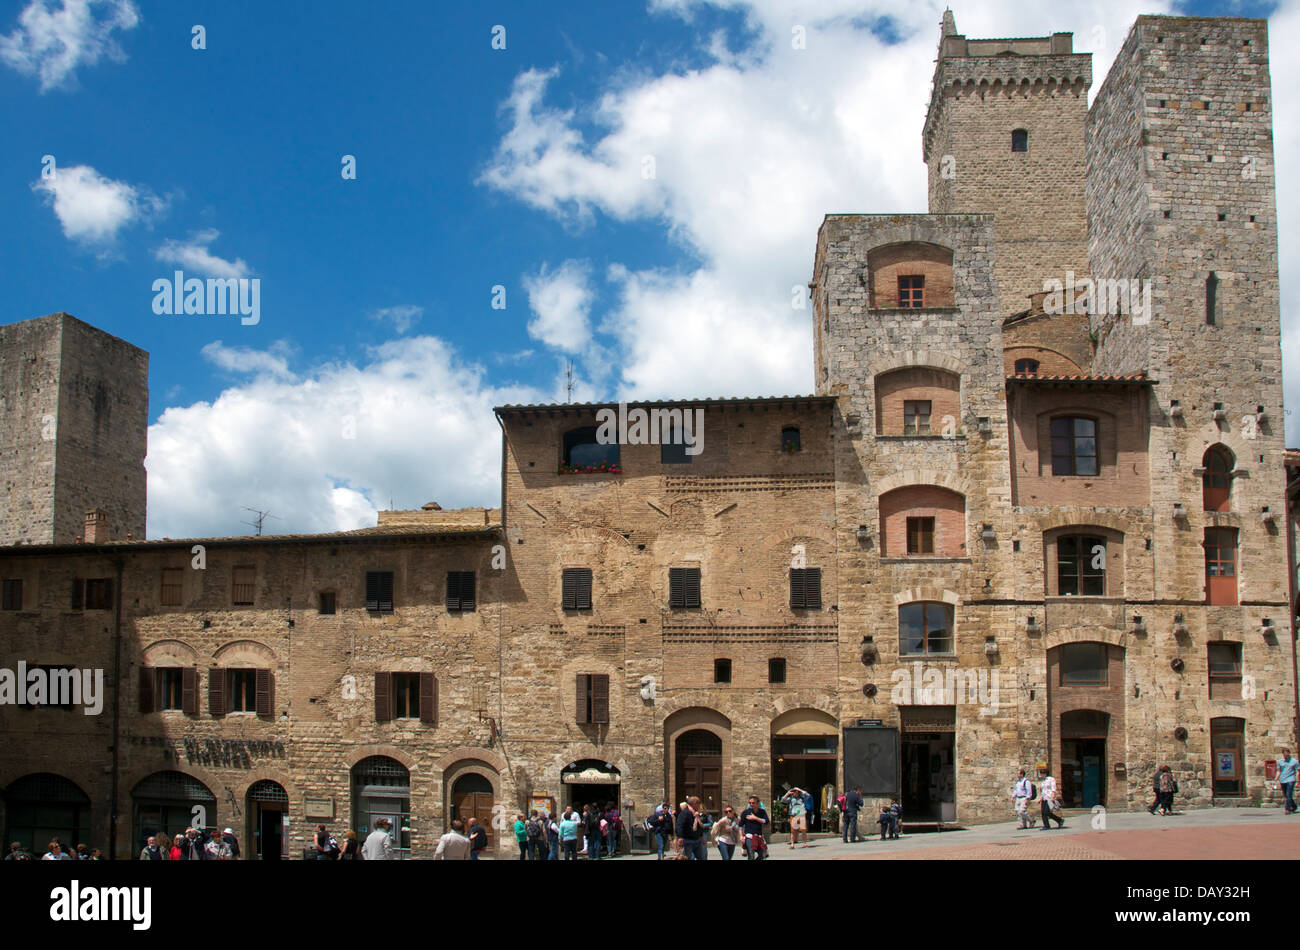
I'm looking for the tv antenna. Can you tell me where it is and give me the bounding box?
[564,360,576,403]
[240,506,279,536]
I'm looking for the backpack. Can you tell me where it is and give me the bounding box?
[1159,772,1174,793]
[1029,782,1038,801]
[585,813,601,835]
[526,819,543,840]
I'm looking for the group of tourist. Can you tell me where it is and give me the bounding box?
[138,827,241,859]
[5,839,101,860]
[513,801,622,860]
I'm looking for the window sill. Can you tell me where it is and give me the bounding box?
[876,434,966,442]
[880,557,971,564]
[898,653,958,661]
[1044,596,1123,604]
[869,306,960,315]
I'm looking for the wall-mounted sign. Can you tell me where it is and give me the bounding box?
[303,798,334,819]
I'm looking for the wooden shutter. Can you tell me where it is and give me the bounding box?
[367,572,393,611]
[208,667,226,717]
[71,579,84,611]
[805,568,822,609]
[575,674,589,724]
[562,570,577,609]
[461,572,475,611]
[419,672,438,724]
[446,573,460,611]
[182,667,198,716]
[669,568,684,608]
[139,667,155,713]
[577,569,592,609]
[685,569,701,608]
[374,672,393,722]
[591,674,609,724]
[790,569,805,609]
[255,669,274,717]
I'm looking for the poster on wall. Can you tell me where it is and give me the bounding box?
[1216,753,1236,778]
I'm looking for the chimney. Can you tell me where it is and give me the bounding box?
[84,508,109,544]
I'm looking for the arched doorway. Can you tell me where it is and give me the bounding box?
[449,772,494,847]
[351,756,410,859]
[245,780,287,860]
[3,773,90,855]
[1060,709,1109,807]
[675,730,722,812]
[132,771,216,853]
[771,708,839,831]
[1203,445,1233,512]
[561,760,620,813]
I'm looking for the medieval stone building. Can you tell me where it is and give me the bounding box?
[0,14,1293,858]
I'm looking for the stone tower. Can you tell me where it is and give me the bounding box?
[0,312,148,544]
[923,11,1092,318]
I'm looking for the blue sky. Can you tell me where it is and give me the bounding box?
[0,0,1293,538]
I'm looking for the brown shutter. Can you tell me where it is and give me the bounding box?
[578,569,592,609]
[71,579,84,611]
[208,667,226,717]
[790,569,804,609]
[575,674,589,724]
[806,568,822,609]
[139,667,155,713]
[366,572,381,610]
[461,572,475,611]
[181,666,198,716]
[562,570,577,610]
[374,672,393,722]
[592,674,609,724]
[255,669,274,717]
[669,568,684,607]
[419,672,437,724]
[445,573,460,611]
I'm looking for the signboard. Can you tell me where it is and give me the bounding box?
[843,726,898,797]
[857,719,883,727]
[303,798,334,819]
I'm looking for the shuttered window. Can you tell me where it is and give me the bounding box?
[419,672,438,725]
[229,669,257,712]
[789,568,822,609]
[208,666,226,716]
[232,566,256,605]
[207,668,273,717]
[365,571,395,612]
[374,672,393,722]
[575,674,609,724]
[255,669,274,717]
[379,672,438,723]
[2,579,22,610]
[562,568,593,610]
[160,568,183,607]
[181,666,198,715]
[669,567,701,608]
[72,578,113,611]
[318,591,336,615]
[446,571,476,611]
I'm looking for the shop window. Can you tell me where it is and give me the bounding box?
[1050,417,1098,476]
[1208,643,1243,700]
[899,602,954,655]
[1059,642,1108,685]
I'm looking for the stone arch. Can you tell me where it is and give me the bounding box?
[664,707,732,812]
[434,746,507,775]
[874,469,974,499]
[213,639,276,666]
[759,526,837,550]
[345,745,417,773]
[1044,626,1128,650]
[141,639,199,665]
[559,525,635,550]
[441,757,503,845]
[238,769,300,804]
[1036,511,1134,534]
[894,587,961,606]
[770,702,838,727]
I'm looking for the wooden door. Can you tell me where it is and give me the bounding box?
[677,757,722,813]
[454,792,495,844]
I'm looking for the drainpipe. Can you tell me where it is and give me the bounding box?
[109,554,124,859]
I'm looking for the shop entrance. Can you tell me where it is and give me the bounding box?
[899,706,956,824]
[562,761,620,814]
[351,756,411,859]
[1060,710,1109,807]
[771,736,838,832]
[246,780,287,860]
[131,771,216,853]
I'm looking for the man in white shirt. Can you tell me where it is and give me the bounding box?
[1039,773,1064,829]
[1012,769,1035,828]
[362,817,395,860]
[433,819,472,860]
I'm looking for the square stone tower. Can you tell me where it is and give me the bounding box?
[0,312,148,544]
[924,11,1092,319]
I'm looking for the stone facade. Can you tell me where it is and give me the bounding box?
[0,13,1294,859]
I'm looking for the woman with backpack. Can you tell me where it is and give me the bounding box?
[1156,764,1178,815]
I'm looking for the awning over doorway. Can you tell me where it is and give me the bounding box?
[561,766,620,785]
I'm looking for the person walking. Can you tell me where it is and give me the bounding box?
[583,804,603,860]
[1012,769,1036,829]
[603,802,621,857]
[675,797,707,860]
[1156,764,1177,815]
[525,810,546,861]
[169,834,184,861]
[433,819,472,860]
[466,817,488,860]
[803,788,816,833]
[222,828,241,860]
[782,787,809,848]
[1278,748,1298,815]
[137,837,167,861]
[204,833,233,860]
[312,824,338,861]
[738,796,769,860]
[711,806,740,860]
[513,814,529,860]
[339,829,362,860]
[559,809,581,860]
[362,818,395,860]
[546,812,560,861]
[1039,773,1065,829]
[649,804,673,860]
[1147,768,1163,815]
[842,786,864,843]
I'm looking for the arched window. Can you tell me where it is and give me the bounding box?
[1012,128,1029,152]
[1014,358,1039,375]
[899,602,954,655]
[1203,445,1233,511]
[562,426,619,470]
[1050,417,1098,476]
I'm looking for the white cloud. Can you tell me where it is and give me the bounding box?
[200,340,295,381]
[32,163,161,247]
[146,336,539,539]
[154,229,251,279]
[0,0,139,91]
[523,259,595,352]
[481,1,1177,402]
[369,305,424,334]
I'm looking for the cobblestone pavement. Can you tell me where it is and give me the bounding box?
[623,806,1300,860]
